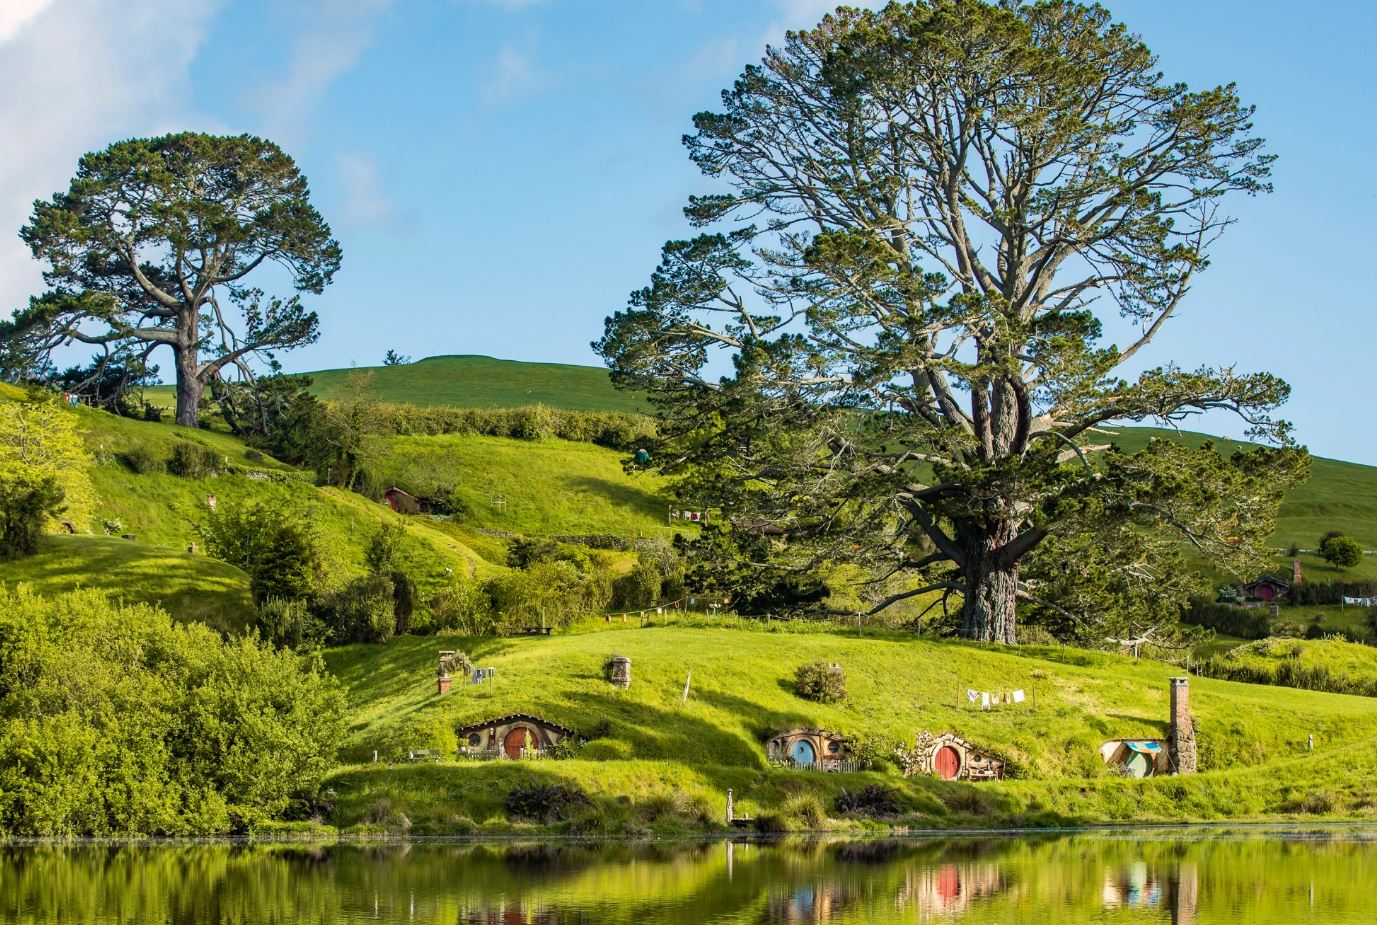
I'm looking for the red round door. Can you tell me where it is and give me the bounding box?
[503,727,531,759]
[934,745,961,780]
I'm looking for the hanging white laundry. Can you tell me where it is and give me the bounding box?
[980,692,991,710]
[1012,689,1026,704]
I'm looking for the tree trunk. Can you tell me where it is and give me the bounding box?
[959,524,1019,644]
[173,344,202,428]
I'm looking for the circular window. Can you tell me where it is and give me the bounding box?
[827,740,841,753]
[467,733,481,747]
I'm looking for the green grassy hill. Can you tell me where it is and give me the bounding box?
[322,620,1377,833]
[149,355,645,414]
[366,433,678,538]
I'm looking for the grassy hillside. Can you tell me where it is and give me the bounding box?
[1204,637,1377,697]
[366,433,681,538]
[147,355,645,414]
[1104,426,1377,581]
[0,535,255,634]
[323,621,1377,833]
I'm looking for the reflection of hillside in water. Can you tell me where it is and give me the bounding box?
[1,834,1374,923]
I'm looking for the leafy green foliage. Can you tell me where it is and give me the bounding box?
[835,784,900,818]
[1321,535,1363,569]
[595,0,1297,643]
[794,660,847,703]
[167,442,221,479]
[503,783,591,823]
[10,132,340,426]
[323,573,396,644]
[0,587,345,835]
[256,597,326,650]
[199,499,319,603]
[0,476,64,560]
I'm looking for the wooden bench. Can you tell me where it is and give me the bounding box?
[406,749,442,762]
[517,626,553,636]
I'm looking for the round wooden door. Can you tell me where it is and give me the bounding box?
[1124,750,1152,778]
[789,739,816,765]
[503,726,531,759]
[934,745,961,780]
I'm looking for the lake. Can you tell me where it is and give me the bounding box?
[1,830,1374,923]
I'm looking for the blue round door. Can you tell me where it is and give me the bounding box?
[789,739,816,764]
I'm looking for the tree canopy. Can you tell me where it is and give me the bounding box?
[596,0,1306,642]
[5,132,340,426]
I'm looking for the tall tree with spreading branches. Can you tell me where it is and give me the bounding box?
[596,0,1306,643]
[6,132,340,427]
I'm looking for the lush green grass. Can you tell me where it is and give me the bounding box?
[0,535,256,634]
[366,433,685,538]
[1204,637,1377,697]
[321,621,1377,833]
[150,355,645,414]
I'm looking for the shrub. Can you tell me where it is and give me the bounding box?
[122,442,164,474]
[1181,598,1271,640]
[1321,535,1363,570]
[244,448,265,463]
[167,442,221,478]
[835,785,901,818]
[611,561,661,611]
[256,597,326,649]
[794,660,847,703]
[0,476,65,560]
[199,501,319,603]
[324,574,397,644]
[504,783,591,824]
[0,587,345,836]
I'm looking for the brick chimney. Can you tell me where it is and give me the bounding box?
[1293,557,1302,584]
[437,676,452,695]
[1169,677,1197,774]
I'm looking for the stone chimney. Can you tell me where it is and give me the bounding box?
[1169,677,1197,774]
[1293,557,1303,584]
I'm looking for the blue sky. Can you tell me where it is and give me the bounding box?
[1,1,1374,462]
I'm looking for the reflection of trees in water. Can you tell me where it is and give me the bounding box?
[1,836,1375,923]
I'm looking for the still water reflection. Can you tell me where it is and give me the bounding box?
[1,830,1374,924]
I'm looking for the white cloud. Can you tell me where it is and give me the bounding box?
[480,44,544,105]
[0,0,57,42]
[247,0,396,144]
[336,153,391,226]
[0,0,221,317]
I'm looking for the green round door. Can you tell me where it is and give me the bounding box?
[1124,750,1152,778]
[789,740,816,764]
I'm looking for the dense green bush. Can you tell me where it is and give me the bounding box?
[1181,598,1272,639]
[355,401,656,449]
[0,476,64,560]
[835,785,900,818]
[794,660,847,703]
[0,587,345,836]
[323,573,396,643]
[256,597,326,649]
[123,442,165,474]
[167,442,221,478]
[199,500,319,603]
[504,783,591,823]
[611,560,661,611]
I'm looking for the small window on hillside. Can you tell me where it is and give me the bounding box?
[468,733,481,747]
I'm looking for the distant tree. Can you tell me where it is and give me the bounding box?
[47,348,159,417]
[1318,531,1344,555]
[597,0,1305,642]
[7,132,341,427]
[1321,535,1363,570]
[383,350,411,366]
